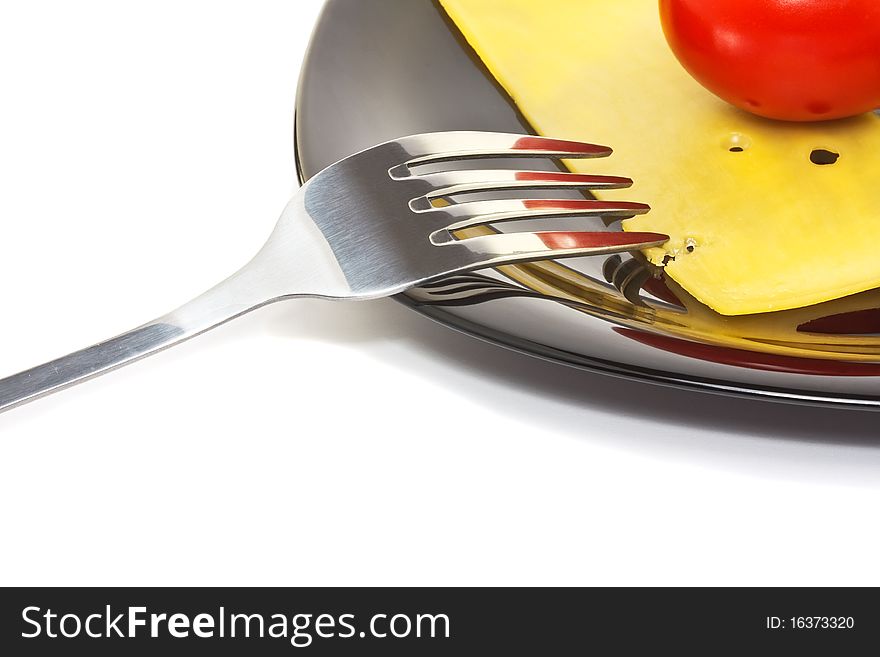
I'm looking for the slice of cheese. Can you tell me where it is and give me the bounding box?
[440,0,880,316]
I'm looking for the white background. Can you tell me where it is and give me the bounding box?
[1,0,879,587]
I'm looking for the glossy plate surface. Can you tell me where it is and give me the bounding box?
[295,0,880,409]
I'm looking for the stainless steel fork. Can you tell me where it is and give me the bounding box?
[0,131,667,412]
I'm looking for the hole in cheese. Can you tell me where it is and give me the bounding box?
[810,149,840,165]
[724,132,751,153]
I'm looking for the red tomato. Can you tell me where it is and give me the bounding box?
[659,0,880,121]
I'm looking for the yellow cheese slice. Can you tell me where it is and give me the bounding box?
[439,0,880,316]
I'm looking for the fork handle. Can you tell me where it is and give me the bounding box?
[0,188,359,413]
[0,322,193,412]
[0,255,282,414]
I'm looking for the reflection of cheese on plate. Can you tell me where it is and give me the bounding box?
[439,0,880,316]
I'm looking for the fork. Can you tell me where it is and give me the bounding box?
[0,131,666,412]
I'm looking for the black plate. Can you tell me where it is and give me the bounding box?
[295,0,880,409]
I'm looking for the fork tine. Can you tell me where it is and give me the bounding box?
[446,230,669,270]
[425,198,650,232]
[413,169,633,198]
[398,132,612,168]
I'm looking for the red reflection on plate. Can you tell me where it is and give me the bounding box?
[641,277,685,309]
[798,308,880,335]
[615,327,880,376]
